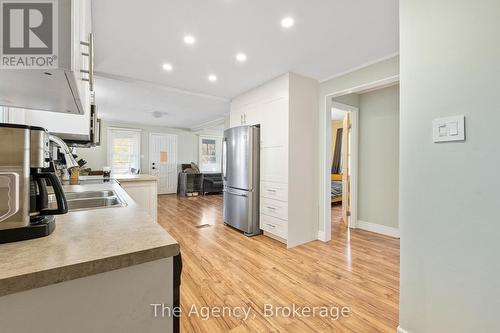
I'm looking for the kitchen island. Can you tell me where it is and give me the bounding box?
[0,180,179,333]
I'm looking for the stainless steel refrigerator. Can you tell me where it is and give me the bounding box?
[222,125,261,236]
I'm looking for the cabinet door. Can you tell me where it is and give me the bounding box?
[230,109,244,127]
[243,104,262,126]
[260,146,288,183]
[120,181,158,222]
[261,97,288,148]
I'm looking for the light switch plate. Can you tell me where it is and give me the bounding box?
[433,115,465,143]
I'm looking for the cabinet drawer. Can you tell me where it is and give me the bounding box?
[260,214,287,239]
[261,181,288,201]
[260,197,288,220]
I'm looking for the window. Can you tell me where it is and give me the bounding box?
[198,135,222,173]
[107,128,141,175]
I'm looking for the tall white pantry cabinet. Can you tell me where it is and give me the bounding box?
[230,73,319,248]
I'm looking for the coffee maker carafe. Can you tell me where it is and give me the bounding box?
[0,124,68,243]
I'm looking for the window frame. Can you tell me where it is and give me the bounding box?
[106,127,142,175]
[198,135,222,173]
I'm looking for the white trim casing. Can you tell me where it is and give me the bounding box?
[319,52,400,83]
[107,127,142,173]
[355,220,400,238]
[397,326,410,333]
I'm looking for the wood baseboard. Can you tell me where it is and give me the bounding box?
[355,220,400,238]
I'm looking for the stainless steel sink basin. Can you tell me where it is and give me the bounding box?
[48,190,127,212]
[65,197,124,210]
[64,190,116,200]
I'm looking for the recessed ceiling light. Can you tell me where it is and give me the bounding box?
[236,53,247,62]
[183,35,196,45]
[281,17,295,28]
[208,74,217,82]
[162,63,173,71]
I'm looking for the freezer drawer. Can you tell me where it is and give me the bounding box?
[223,187,260,236]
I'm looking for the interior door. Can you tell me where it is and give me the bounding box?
[149,134,178,194]
[342,112,351,226]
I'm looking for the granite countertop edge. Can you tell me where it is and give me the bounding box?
[0,244,179,297]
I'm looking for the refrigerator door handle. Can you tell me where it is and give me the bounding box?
[222,137,228,180]
[224,189,248,197]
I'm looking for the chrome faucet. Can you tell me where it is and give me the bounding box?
[49,134,79,169]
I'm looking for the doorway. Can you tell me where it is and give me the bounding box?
[320,76,400,241]
[329,102,358,231]
[149,133,178,194]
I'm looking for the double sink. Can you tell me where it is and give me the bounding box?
[49,190,127,212]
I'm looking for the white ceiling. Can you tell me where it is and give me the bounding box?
[94,75,228,128]
[92,0,399,128]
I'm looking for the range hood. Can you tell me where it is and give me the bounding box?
[0,69,84,114]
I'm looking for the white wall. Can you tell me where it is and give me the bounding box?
[76,120,219,173]
[358,85,399,229]
[399,0,500,332]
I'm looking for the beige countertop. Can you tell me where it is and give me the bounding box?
[114,174,159,182]
[0,181,179,297]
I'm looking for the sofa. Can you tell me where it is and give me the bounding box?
[202,173,223,195]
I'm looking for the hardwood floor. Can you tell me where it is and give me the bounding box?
[158,195,399,333]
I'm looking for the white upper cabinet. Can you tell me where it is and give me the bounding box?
[0,0,93,116]
[242,104,262,126]
[229,103,262,127]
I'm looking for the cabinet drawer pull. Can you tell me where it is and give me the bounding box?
[266,189,277,193]
[266,206,277,210]
[266,223,276,228]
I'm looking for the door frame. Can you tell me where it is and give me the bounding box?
[319,75,400,242]
[149,132,178,194]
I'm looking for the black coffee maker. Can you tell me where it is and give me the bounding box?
[0,124,68,244]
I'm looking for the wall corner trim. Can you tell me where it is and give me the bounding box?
[397,325,410,333]
[317,230,327,242]
[355,220,400,238]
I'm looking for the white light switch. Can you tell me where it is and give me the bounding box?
[433,115,465,142]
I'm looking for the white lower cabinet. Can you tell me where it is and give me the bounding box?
[260,214,288,240]
[119,180,158,223]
